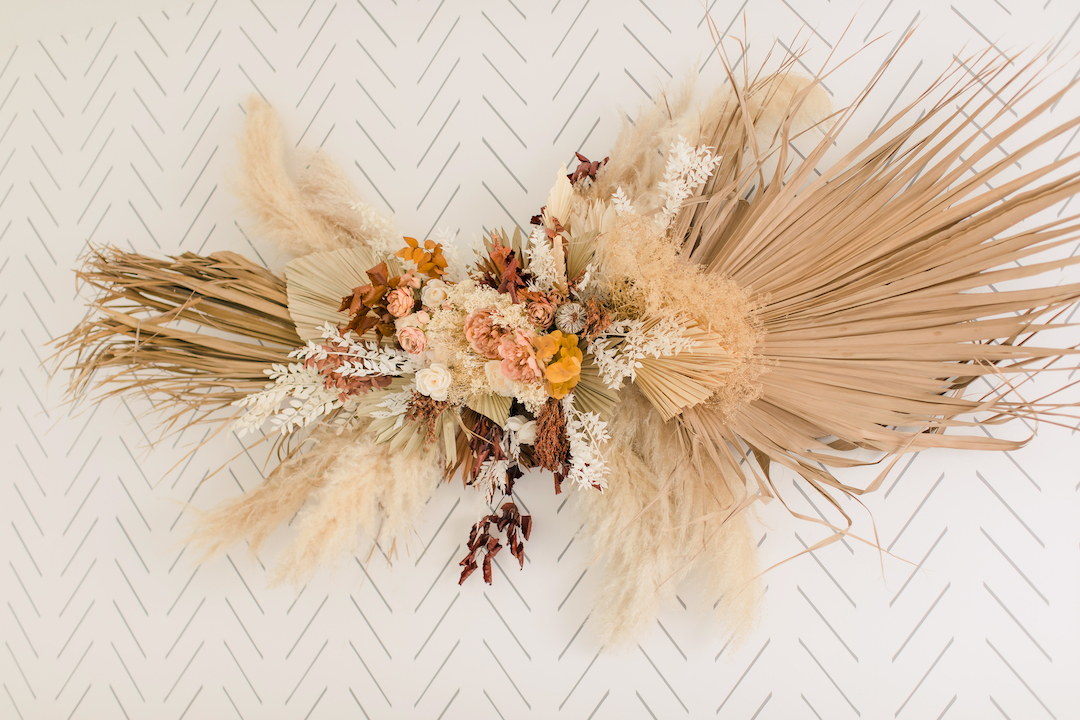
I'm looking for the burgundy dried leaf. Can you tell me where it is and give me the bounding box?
[457,502,533,585]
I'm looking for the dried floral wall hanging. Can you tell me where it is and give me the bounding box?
[58,38,1080,647]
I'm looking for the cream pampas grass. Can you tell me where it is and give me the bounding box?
[576,388,761,648]
[270,434,443,585]
[235,96,398,257]
[189,425,443,583]
[187,428,351,558]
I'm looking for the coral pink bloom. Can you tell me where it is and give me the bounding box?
[498,330,543,382]
[463,307,507,359]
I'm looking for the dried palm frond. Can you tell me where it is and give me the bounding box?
[577,38,1080,642]
[56,247,301,427]
[672,41,1080,526]
[285,246,404,340]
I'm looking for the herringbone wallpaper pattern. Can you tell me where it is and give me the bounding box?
[2,0,1079,717]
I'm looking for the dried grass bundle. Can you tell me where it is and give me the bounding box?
[56,247,301,426]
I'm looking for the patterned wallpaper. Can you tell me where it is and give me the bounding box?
[2,0,1079,717]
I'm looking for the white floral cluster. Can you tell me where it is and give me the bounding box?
[656,136,722,226]
[233,363,343,437]
[574,261,597,295]
[589,317,697,390]
[611,186,635,216]
[563,397,611,490]
[525,226,559,293]
[349,200,400,258]
[234,324,413,436]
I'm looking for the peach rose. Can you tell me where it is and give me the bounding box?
[498,330,543,382]
[463,307,507,359]
[397,326,426,355]
[386,287,414,317]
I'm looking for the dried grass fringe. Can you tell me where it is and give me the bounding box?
[55,247,301,429]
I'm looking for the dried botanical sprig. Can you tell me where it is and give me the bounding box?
[567,152,609,186]
[534,397,571,493]
[405,390,450,445]
[395,236,448,278]
[458,502,533,584]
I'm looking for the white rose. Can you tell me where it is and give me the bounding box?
[421,279,450,308]
[415,363,452,401]
[506,415,537,445]
[485,360,517,397]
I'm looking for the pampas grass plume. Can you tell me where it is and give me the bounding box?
[270,435,442,585]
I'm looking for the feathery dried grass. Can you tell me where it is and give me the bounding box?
[189,424,443,584]
[187,428,351,557]
[56,247,300,428]
[576,387,761,648]
[235,95,397,257]
[270,433,443,584]
[595,214,761,355]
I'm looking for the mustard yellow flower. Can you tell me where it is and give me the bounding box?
[532,330,582,399]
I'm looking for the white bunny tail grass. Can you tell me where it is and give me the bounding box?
[575,388,761,648]
[235,96,398,257]
[270,433,443,586]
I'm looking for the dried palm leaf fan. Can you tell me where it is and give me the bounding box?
[55,26,1080,650]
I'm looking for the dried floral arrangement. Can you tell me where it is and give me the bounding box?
[58,38,1080,647]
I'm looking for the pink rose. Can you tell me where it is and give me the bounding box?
[498,330,543,382]
[386,287,414,317]
[397,326,427,355]
[463,307,508,359]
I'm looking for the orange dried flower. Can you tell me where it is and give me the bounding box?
[395,237,448,278]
